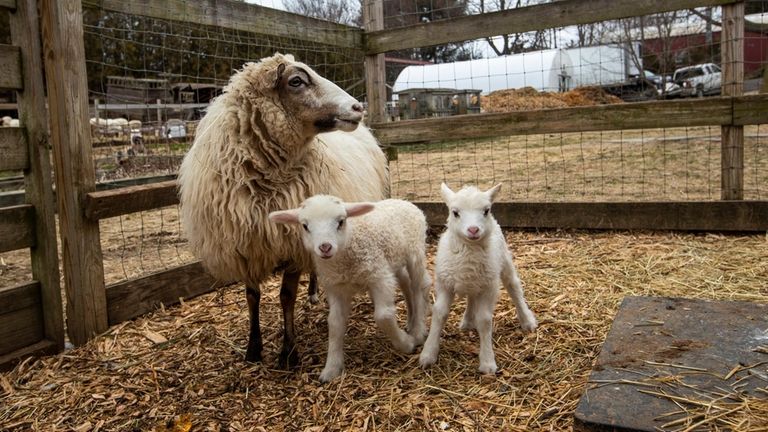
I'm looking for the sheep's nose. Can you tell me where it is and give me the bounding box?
[319,243,333,254]
[351,102,364,113]
[467,226,480,235]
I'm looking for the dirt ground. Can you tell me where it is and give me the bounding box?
[1,230,767,431]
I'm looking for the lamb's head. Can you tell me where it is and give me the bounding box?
[269,195,375,260]
[441,183,502,242]
[234,53,364,140]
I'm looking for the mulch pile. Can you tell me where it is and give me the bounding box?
[482,86,624,113]
[1,230,766,431]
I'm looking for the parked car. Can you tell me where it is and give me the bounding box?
[162,119,187,139]
[665,63,722,98]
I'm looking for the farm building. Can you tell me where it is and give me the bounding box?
[395,87,481,119]
[1,0,767,431]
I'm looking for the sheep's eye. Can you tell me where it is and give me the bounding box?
[483,208,490,217]
[288,76,305,87]
[337,219,345,230]
[452,210,460,218]
[302,223,309,232]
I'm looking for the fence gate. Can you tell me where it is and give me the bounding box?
[0,0,64,368]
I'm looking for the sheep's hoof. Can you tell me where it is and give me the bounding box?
[478,362,498,375]
[244,348,263,363]
[278,348,301,369]
[308,294,320,305]
[319,367,343,383]
[419,350,438,368]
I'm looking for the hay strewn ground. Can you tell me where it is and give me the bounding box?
[2,230,766,431]
[481,86,624,113]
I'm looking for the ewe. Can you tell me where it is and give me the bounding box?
[178,54,389,367]
[420,183,537,374]
[270,195,430,382]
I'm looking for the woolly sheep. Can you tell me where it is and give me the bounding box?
[269,195,431,382]
[178,53,389,368]
[419,183,537,374]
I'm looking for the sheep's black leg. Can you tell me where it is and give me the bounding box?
[245,285,263,362]
[307,272,319,304]
[278,269,301,369]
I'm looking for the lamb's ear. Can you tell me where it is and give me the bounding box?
[269,209,300,225]
[273,63,286,89]
[440,183,454,203]
[486,183,502,202]
[344,203,375,218]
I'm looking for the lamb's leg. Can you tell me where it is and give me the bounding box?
[307,272,319,304]
[320,289,351,383]
[396,267,415,332]
[406,257,430,345]
[501,254,538,333]
[278,269,301,369]
[370,276,416,354]
[245,285,263,362]
[419,281,455,368]
[459,297,476,332]
[474,293,498,374]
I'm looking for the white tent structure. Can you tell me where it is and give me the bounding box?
[392,48,575,96]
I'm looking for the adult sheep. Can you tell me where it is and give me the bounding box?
[178,53,389,368]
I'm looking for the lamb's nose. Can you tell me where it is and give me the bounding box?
[467,226,479,235]
[319,243,333,254]
[351,102,364,113]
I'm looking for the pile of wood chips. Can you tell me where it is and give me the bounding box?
[1,230,766,431]
[481,86,623,113]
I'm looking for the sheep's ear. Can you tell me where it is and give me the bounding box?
[273,63,286,89]
[345,203,375,218]
[484,183,502,202]
[440,183,454,203]
[269,209,300,225]
[284,54,295,62]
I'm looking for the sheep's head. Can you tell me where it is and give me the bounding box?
[441,183,502,243]
[269,195,374,260]
[235,53,364,140]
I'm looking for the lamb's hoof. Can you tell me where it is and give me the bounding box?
[459,318,475,332]
[419,350,437,369]
[308,294,320,305]
[319,367,343,383]
[278,348,300,369]
[478,362,498,375]
[520,314,538,333]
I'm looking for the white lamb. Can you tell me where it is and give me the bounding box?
[419,183,538,374]
[179,53,389,367]
[270,195,430,382]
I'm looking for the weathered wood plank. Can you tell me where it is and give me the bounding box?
[721,3,745,200]
[0,0,17,11]
[0,339,58,371]
[366,0,735,54]
[0,44,23,90]
[12,0,65,351]
[81,0,362,49]
[363,0,387,124]
[41,0,108,345]
[416,201,768,232]
[733,95,768,125]
[84,180,178,220]
[0,302,44,355]
[0,281,40,316]
[106,261,226,325]
[0,204,34,253]
[0,127,29,171]
[373,97,740,145]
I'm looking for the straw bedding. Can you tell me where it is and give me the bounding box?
[1,230,766,431]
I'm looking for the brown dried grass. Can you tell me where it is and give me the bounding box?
[481,86,623,113]
[2,230,766,431]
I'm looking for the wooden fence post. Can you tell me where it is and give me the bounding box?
[9,0,64,351]
[40,0,108,344]
[363,0,387,124]
[721,2,744,200]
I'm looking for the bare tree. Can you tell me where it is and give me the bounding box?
[472,0,556,55]
[283,0,361,25]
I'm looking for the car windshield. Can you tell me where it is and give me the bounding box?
[674,68,704,81]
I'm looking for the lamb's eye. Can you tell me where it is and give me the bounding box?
[337,219,345,230]
[288,76,305,87]
[452,210,460,218]
[302,223,309,232]
[483,208,490,217]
